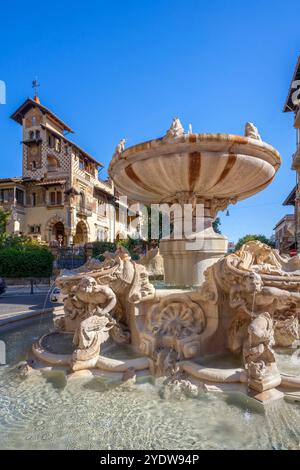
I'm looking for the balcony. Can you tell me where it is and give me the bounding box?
[292,148,300,170]
[76,205,93,217]
[22,136,43,146]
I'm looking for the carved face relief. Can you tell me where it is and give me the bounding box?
[78,276,98,294]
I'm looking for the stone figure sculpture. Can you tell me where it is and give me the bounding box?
[32,239,300,402]
[245,122,262,141]
[55,248,155,371]
[199,240,300,393]
[165,117,184,138]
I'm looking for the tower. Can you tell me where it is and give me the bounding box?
[11,83,74,180]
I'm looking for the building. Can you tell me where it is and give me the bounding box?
[273,213,295,254]
[282,55,300,251]
[0,93,134,246]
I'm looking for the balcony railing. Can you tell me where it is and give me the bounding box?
[22,137,43,145]
[76,205,93,217]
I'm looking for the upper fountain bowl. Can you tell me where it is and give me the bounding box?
[108,122,281,205]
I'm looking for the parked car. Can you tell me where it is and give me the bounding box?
[50,287,61,303]
[0,278,6,296]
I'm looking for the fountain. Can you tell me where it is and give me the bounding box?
[108,119,280,285]
[26,120,300,406]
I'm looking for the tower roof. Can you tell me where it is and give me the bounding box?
[10,97,74,133]
[283,185,296,206]
[283,55,300,113]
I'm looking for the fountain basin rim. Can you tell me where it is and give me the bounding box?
[109,132,281,175]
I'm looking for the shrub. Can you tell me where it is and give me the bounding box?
[92,237,147,262]
[0,245,53,278]
[92,241,117,260]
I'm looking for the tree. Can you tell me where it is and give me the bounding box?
[235,234,275,252]
[0,207,10,234]
[212,217,221,234]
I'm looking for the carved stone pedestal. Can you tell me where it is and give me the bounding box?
[249,388,284,404]
[248,370,282,393]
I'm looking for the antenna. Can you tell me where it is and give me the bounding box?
[32,77,40,98]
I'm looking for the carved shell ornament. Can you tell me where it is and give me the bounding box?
[146,297,206,339]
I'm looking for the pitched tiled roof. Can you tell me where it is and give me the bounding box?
[11,98,74,133]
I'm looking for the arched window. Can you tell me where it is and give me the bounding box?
[47,155,60,172]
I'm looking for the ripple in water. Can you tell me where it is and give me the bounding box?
[1,319,300,449]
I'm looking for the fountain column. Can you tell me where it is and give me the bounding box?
[159,197,229,286]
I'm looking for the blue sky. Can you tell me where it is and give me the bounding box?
[0,0,299,242]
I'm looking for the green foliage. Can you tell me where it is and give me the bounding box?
[0,233,40,249]
[141,206,164,246]
[92,241,117,260]
[0,207,11,234]
[212,217,221,234]
[235,234,275,252]
[0,245,53,278]
[92,237,146,262]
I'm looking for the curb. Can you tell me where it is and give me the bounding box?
[0,307,55,329]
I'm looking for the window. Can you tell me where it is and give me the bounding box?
[32,117,36,126]
[29,225,40,234]
[36,130,40,140]
[0,189,14,203]
[79,191,85,208]
[32,193,36,206]
[79,159,85,170]
[29,131,34,140]
[54,138,61,152]
[32,161,36,169]
[47,155,59,172]
[50,192,56,205]
[49,191,63,205]
[16,189,24,205]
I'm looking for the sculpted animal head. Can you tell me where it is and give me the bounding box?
[244,272,263,294]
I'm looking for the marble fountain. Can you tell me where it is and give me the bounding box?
[3,119,300,449]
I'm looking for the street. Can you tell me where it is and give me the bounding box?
[0,286,57,317]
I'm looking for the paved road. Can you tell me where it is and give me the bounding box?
[0,290,57,317]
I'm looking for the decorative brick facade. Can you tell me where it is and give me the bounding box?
[0,95,131,246]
